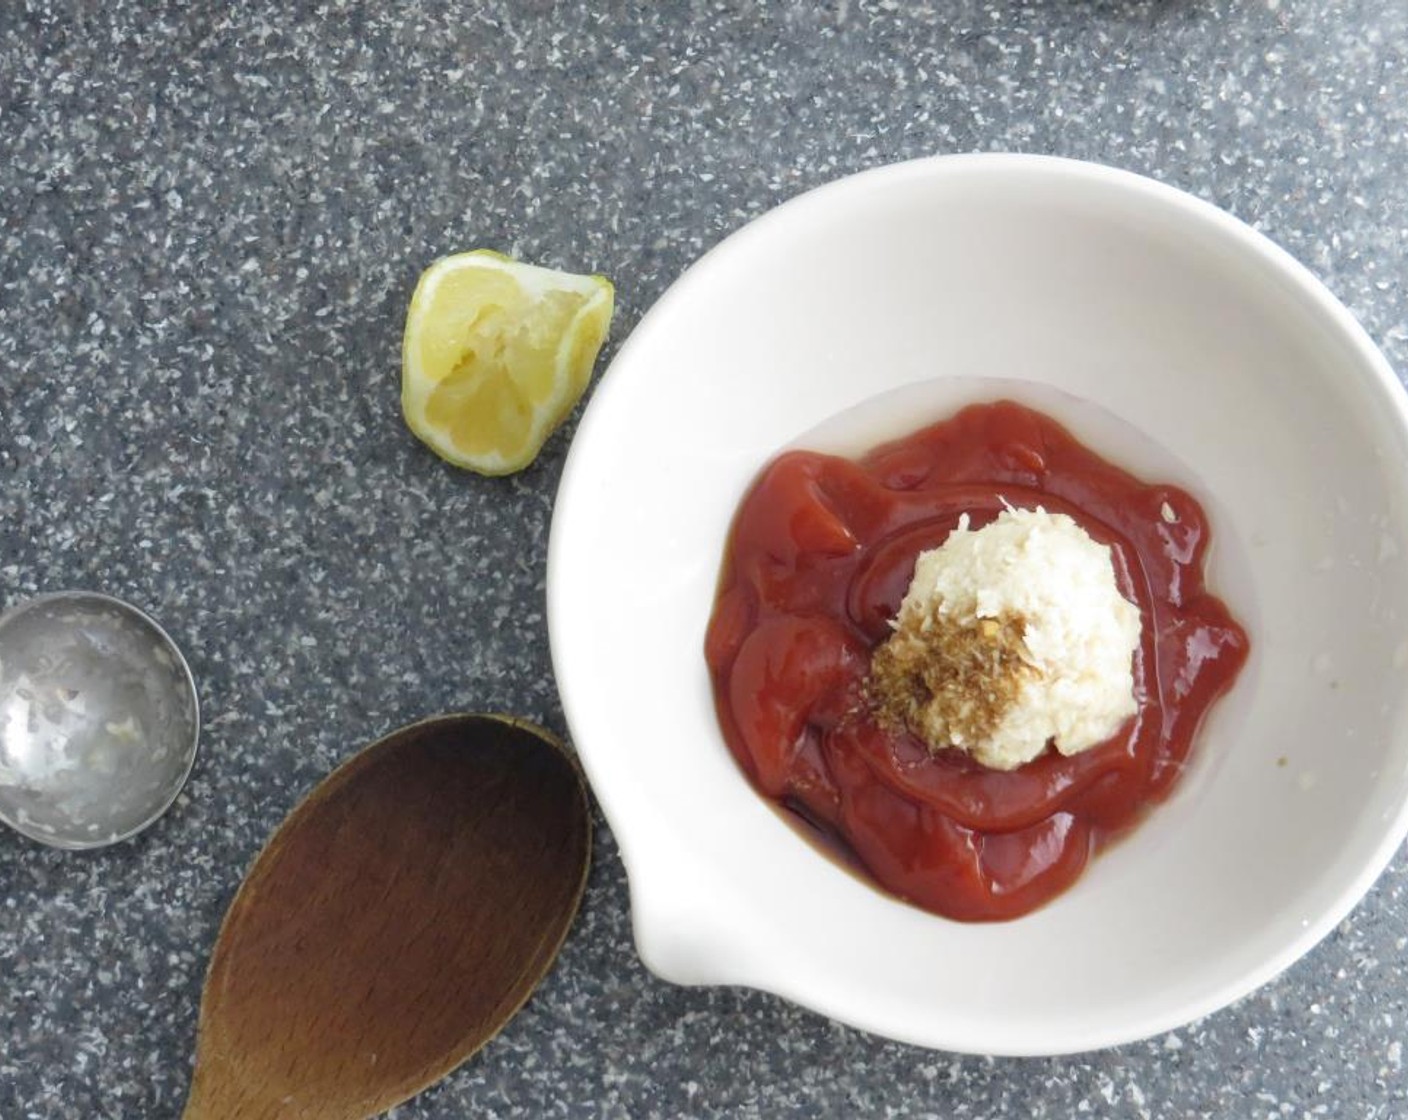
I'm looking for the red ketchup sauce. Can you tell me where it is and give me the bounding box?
[704,400,1249,921]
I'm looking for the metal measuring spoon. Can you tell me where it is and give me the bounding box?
[0,592,200,849]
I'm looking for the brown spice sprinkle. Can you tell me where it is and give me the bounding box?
[869,607,1034,752]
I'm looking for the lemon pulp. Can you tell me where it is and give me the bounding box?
[402,250,614,475]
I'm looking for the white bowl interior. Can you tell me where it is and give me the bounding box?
[549,156,1408,1054]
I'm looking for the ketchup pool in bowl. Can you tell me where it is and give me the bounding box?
[548,155,1408,1055]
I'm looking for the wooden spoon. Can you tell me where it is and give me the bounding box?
[182,713,592,1120]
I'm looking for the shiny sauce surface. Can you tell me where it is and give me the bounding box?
[704,400,1249,921]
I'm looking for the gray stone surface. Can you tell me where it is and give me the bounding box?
[2,0,1406,1116]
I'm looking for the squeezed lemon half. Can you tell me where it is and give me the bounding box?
[401,250,614,475]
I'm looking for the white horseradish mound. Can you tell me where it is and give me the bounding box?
[869,506,1142,771]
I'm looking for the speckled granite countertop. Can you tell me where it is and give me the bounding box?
[2,1,1406,1116]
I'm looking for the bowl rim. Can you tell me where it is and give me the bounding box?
[548,152,1408,1054]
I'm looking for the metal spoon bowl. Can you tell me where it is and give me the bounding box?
[0,591,200,849]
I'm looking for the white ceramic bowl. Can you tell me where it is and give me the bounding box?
[547,154,1408,1055]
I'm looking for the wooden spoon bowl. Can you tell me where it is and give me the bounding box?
[183,713,592,1120]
